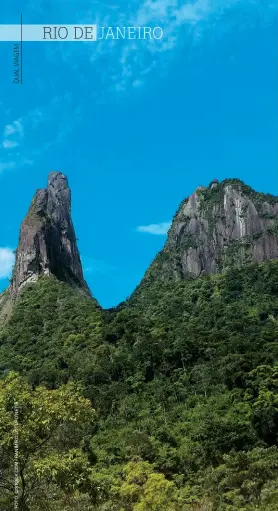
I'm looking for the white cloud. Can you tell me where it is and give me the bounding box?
[4,120,23,138]
[0,161,16,174]
[0,155,33,175]
[82,257,116,275]
[41,0,260,99]
[2,118,24,154]
[137,221,171,235]
[0,248,15,279]
[2,140,19,149]
[1,0,276,173]
[0,94,75,174]
[77,0,272,96]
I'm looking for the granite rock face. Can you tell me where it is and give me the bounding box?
[10,172,90,298]
[143,179,278,284]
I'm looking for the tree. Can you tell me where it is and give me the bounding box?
[206,447,278,510]
[118,461,182,511]
[0,372,95,510]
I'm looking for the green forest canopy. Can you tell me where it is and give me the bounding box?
[1,259,278,509]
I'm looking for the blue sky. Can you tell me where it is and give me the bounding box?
[0,0,277,307]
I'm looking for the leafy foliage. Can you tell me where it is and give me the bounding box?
[0,259,278,509]
[0,372,95,510]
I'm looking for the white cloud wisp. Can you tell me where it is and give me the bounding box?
[137,221,171,235]
[0,248,15,279]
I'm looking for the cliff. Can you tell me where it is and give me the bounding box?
[9,172,90,298]
[6,175,278,302]
[137,179,278,288]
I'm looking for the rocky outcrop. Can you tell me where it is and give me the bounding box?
[141,179,278,284]
[9,172,90,298]
[7,175,278,302]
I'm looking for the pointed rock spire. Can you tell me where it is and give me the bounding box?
[10,172,90,297]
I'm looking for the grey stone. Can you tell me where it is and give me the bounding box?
[143,179,278,284]
[9,172,90,298]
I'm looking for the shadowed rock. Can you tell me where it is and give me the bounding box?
[138,179,278,287]
[9,172,90,298]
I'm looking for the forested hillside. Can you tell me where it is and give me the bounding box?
[1,177,278,510]
[1,261,278,510]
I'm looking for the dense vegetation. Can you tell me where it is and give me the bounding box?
[1,259,278,509]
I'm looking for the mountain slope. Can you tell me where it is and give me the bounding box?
[1,176,278,510]
[2,258,278,509]
[0,276,102,384]
[134,179,278,301]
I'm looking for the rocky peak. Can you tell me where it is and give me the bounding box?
[141,179,278,285]
[10,172,90,298]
